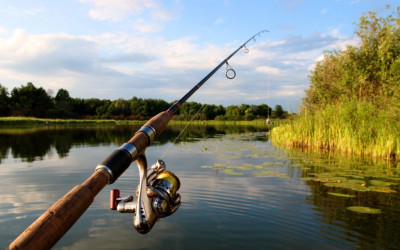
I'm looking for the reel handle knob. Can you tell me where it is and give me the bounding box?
[110,189,120,210]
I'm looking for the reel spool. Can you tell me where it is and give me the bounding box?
[110,156,181,234]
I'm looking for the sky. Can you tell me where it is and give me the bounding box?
[0,0,397,111]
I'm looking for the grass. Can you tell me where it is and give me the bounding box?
[0,116,281,127]
[0,116,118,125]
[271,99,400,161]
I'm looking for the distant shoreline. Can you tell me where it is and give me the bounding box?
[0,116,279,127]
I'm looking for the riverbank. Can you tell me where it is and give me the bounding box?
[0,116,281,127]
[271,100,400,161]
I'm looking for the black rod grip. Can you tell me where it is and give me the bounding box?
[97,149,133,183]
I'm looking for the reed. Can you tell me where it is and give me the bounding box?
[271,100,400,160]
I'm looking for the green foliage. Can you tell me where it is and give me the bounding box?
[0,84,10,116]
[305,7,400,112]
[10,82,54,117]
[274,7,400,160]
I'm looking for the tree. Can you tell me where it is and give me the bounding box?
[54,88,73,117]
[244,107,255,120]
[238,104,251,116]
[226,105,240,120]
[273,105,284,118]
[252,104,272,117]
[0,84,10,116]
[55,89,72,110]
[10,82,53,117]
[305,7,400,112]
[107,98,131,117]
[201,104,225,120]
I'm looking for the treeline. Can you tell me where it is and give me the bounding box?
[0,82,288,120]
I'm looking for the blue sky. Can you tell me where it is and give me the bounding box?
[0,1,397,111]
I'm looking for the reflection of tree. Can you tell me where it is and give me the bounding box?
[8,132,53,162]
[0,125,268,163]
[0,138,9,164]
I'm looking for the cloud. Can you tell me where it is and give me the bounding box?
[0,26,356,110]
[0,26,6,35]
[273,32,339,53]
[132,19,164,33]
[255,66,280,75]
[6,6,44,17]
[79,0,156,21]
[79,0,176,26]
[214,18,223,25]
[321,8,328,14]
[0,29,99,75]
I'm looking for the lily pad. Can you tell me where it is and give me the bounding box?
[253,171,289,178]
[219,168,243,176]
[327,192,355,198]
[347,206,381,214]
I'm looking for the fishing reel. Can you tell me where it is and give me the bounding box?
[110,155,181,234]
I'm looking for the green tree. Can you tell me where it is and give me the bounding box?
[10,82,53,117]
[180,102,202,119]
[305,7,400,112]
[238,104,251,116]
[226,105,240,120]
[107,98,131,117]
[0,84,10,116]
[55,89,72,111]
[244,107,255,120]
[273,104,284,118]
[84,98,107,116]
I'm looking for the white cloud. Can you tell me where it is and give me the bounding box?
[255,66,280,75]
[321,8,328,14]
[80,0,156,21]
[214,18,223,25]
[0,25,357,109]
[0,26,6,35]
[350,0,361,5]
[132,19,164,33]
[7,6,44,17]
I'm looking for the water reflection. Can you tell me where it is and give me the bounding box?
[0,125,266,163]
[1,125,399,249]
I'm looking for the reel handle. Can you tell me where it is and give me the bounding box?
[110,189,120,210]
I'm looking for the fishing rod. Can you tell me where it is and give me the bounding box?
[8,29,268,250]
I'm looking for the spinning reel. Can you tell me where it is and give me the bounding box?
[110,154,181,234]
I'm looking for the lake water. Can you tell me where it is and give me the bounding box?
[1,125,399,249]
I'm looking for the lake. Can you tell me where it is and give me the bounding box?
[1,124,399,249]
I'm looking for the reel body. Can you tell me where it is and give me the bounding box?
[110,157,181,234]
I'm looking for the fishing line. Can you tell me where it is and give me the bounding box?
[267,31,270,120]
[160,104,206,159]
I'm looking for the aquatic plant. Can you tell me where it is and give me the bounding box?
[271,100,400,160]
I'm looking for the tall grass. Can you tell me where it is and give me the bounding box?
[271,100,400,160]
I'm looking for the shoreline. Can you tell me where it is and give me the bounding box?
[0,116,279,127]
